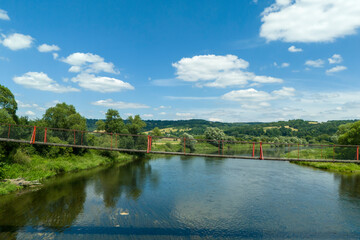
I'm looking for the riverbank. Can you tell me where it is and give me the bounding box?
[293,161,360,173]
[0,150,134,195]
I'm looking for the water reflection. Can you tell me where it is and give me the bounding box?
[337,173,360,199]
[0,160,157,238]
[0,173,87,239]
[94,161,158,206]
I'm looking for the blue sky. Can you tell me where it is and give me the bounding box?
[1,0,360,122]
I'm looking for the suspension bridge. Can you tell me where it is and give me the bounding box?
[0,123,359,163]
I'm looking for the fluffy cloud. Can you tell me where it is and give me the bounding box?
[13,72,79,93]
[0,9,10,20]
[272,87,295,97]
[142,114,154,118]
[222,87,295,103]
[62,52,119,74]
[172,55,282,88]
[328,54,343,64]
[25,111,35,116]
[92,99,149,109]
[71,73,134,93]
[326,65,347,74]
[1,33,33,50]
[176,113,195,118]
[274,62,290,68]
[37,44,60,52]
[16,100,39,109]
[288,45,303,52]
[305,59,324,68]
[209,117,222,122]
[222,88,273,102]
[260,0,360,42]
[154,105,171,110]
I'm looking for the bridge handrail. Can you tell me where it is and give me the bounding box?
[1,122,360,148]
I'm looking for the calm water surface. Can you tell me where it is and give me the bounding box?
[1,156,360,239]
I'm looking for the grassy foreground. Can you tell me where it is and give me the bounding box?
[0,150,133,195]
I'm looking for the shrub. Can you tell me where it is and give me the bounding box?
[13,149,31,165]
[0,162,5,180]
[182,133,197,152]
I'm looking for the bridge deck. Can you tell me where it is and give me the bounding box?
[1,137,359,164]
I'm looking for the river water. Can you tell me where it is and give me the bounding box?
[1,156,360,239]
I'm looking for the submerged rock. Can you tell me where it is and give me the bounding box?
[4,178,41,187]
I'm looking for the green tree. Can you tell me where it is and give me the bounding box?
[105,109,124,133]
[42,103,87,155]
[43,103,86,130]
[95,120,106,131]
[126,115,146,135]
[338,121,360,145]
[0,109,15,125]
[182,133,196,152]
[0,84,18,122]
[204,127,226,146]
[151,127,162,137]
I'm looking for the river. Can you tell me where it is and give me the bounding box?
[1,156,360,239]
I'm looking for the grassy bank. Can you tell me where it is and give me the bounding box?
[0,150,133,195]
[293,161,360,173]
[285,148,360,173]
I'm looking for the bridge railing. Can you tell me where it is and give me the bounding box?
[0,123,359,161]
[149,134,359,161]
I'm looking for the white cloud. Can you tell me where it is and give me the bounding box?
[222,87,295,103]
[160,90,360,122]
[13,72,79,93]
[62,52,119,74]
[159,112,167,115]
[288,45,303,52]
[260,0,360,42]
[52,53,59,59]
[209,117,222,122]
[326,65,347,74]
[71,73,134,93]
[222,88,273,102]
[16,100,39,109]
[166,96,218,100]
[305,59,324,68]
[0,9,10,20]
[37,44,60,52]
[328,54,343,64]
[92,99,149,109]
[154,105,171,110]
[281,63,290,68]
[142,114,154,118]
[1,33,33,50]
[25,111,35,116]
[176,113,195,117]
[272,87,295,97]
[172,54,282,88]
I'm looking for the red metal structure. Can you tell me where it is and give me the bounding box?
[0,123,359,163]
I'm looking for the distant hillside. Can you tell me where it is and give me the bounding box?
[87,118,358,141]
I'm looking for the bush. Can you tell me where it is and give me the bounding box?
[99,150,119,159]
[182,133,197,152]
[0,162,5,180]
[13,149,31,165]
[165,142,172,149]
